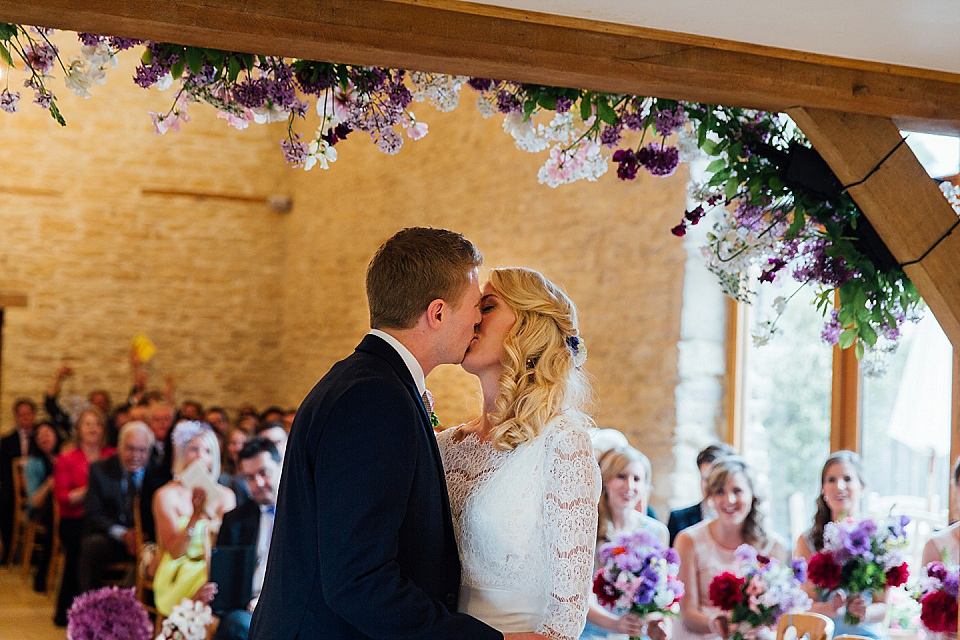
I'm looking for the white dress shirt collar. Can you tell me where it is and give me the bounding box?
[368,329,426,396]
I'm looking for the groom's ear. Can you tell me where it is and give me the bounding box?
[424,298,445,330]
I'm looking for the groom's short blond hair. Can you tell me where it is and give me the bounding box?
[366,227,482,330]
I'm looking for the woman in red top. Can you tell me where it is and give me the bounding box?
[52,408,114,626]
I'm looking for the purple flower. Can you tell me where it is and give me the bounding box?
[108,37,143,51]
[33,90,52,109]
[791,558,808,584]
[653,103,687,136]
[0,89,20,114]
[821,310,844,346]
[233,78,268,109]
[634,581,656,605]
[133,64,162,88]
[612,148,639,181]
[555,96,573,113]
[467,77,494,92]
[636,142,680,177]
[844,527,873,559]
[621,111,645,131]
[23,43,58,75]
[943,571,959,598]
[280,135,309,167]
[759,257,787,283]
[496,89,522,114]
[664,548,680,565]
[599,124,622,147]
[67,586,152,640]
[732,199,767,233]
[735,544,758,564]
[294,63,338,95]
[77,33,105,47]
[792,239,855,287]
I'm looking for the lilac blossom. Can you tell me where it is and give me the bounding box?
[555,95,573,113]
[67,586,152,640]
[23,42,57,75]
[496,89,522,114]
[636,142,680,177]
[821,310,844,346]
[0,89,20,113]
[653,103,687,136]
[467,77,494,92]
[599,124,622,147]
[280,134,309,166]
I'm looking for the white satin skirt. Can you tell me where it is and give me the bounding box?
[459,585,546,632]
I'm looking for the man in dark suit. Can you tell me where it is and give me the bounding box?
[251,228,542,640]
[210,437,282,640]
[0,398,36,564]
[138,401,176,542]
[667,442,738,545]
[78,421,154,592]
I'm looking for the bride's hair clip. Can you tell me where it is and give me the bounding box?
[566,335,587,368]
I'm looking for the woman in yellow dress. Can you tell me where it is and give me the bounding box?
[152,421,236,615]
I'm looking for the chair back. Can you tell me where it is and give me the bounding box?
[776,612,834,640]
[12,456,28,516]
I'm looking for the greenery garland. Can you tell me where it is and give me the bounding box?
[2,24,954,365]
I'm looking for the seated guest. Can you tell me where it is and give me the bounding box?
[795,451,887,639]
[582,446,669,639]
[922,455,960,566]
[53,409,114,626]
[667,442,737,545]
[219,426,252,506]
[180,401,204,422]
[259,406,284,426]
[78,421,154,593]
[205,407,231,441]
[152,421,236,616]
[139,400,177,542]
[282,408,296,432]
[674,457,785,640]
[209,438,282,640]
[25,421,63,592]
[1,398,37,565]
[253,421,288,459]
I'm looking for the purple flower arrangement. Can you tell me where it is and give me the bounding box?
[915,561,959,634]
[592,530,684,640]
[808,516,910,625]
[66,586,153,640]
[708,545,812,640]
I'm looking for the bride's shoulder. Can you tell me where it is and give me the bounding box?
[540,415,594,451]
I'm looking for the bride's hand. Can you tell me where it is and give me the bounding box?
[613,613,646,637]
[711,613,731,638]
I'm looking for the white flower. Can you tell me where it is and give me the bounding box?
[305,137,338,170]
[772,296,788,315]
[503,112,549,152]
[153,73,174,90]
[252,103,288,124]
[751,320,778,347]
[676,126,702,162]
[475,94,496,118]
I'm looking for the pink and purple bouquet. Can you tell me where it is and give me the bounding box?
[592,530,684,640]
[708,545,812,640]
[807,516,910,625]
[66,586,153,640]
[915,561,959,634]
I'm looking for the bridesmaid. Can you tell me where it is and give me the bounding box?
[674,456,786,640]
[794,451,887,639]
[921,456,959,566]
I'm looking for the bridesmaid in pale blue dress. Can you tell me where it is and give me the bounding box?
[794,451,887,640]
[581,446,669,640]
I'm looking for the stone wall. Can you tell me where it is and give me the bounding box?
[0,36,705,513]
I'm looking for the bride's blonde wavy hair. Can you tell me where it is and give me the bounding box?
[487,267,593,450]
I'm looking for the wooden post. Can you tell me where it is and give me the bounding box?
[789,108,960,354]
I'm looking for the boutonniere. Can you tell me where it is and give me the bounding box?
[423,389,441,430]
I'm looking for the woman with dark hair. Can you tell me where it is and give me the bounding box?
[25,420,63,592]
[674,456,786,640]
[218,425,251,505]
[52,408,114,626]
[794,450,886,639]
[921,455,960,566]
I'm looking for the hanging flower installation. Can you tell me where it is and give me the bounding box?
[3,24,958,363]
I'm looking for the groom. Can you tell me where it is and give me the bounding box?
[251,228,546,640]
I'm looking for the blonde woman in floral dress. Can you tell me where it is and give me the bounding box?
[437,267,601,640]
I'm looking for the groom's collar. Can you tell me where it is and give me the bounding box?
[367,329,426,396]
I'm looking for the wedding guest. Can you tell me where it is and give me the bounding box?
[152,421,235,616]
[53,408,114,626]
[794,450,887,639]
[253,421,287,459]
[674,456,785,640]
[209,438,283,640]
[78,421,154,593]
[43,365,114,434]
[180,401,204,422]
[667,443,737,545]
[219,426,252,505]
[259,406,284,426]
[921,455,960,566]
[25,420,63,592]
[282,408,296,432]
[0,398,38,565]
[205,407,231,440]
[582,446,669,640]
[139,401,177,541]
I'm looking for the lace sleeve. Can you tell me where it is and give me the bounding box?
[536,424,601,640]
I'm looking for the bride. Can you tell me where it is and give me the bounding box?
[437,267,601,640]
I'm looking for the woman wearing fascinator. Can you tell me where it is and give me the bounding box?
[152,420,236,616]
[436,267,601,640]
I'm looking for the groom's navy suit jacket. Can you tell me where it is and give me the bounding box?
[250,334,501,640]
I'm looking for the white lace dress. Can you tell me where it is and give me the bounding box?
[437,417,602,640]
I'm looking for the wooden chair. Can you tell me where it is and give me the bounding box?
[16,457,49,579]
[133,496,159,619]
[776,612,835,640]
[46,498,64,600]
[8,455,30,567]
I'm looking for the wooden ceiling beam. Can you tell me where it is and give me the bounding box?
[790,107,960,350]
[1,0,959,134]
